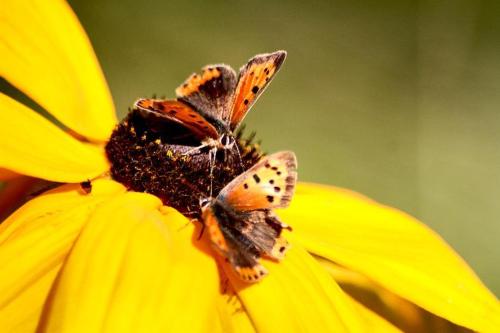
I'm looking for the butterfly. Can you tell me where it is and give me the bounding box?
[200,151,297,282]
[133,50,287,159]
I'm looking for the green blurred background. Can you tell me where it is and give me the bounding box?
[68,0,499,295]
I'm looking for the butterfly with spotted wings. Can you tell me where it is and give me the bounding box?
[133,50,287,183]
[200,151,297,283]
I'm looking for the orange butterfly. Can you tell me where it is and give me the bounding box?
[200,151,297,282]
[134,50,287,160]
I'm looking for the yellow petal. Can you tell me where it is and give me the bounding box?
[39,193,222,333]
[281,183,500,332]
[0,179,126,332]
[224,240,366,333]
[318,255,469,332]
[0,0,116,141]
[215,286,256,333]
[0,93,110,182]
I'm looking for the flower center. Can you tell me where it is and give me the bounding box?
[105,109,262,217]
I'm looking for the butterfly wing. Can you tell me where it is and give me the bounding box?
[175,65,237,127]
[229,50,287,130]
[203,205,268,282]
[134,98,220,141]
[218,151,297,211]
[243,210,291,261]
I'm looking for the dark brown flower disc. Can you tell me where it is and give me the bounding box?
[105,109,262,218]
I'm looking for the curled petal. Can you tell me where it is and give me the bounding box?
[0,0,116,141]
[0,94,110,182]
[0,179,126,332]
[281,183,500,332]
[39,193,221,332]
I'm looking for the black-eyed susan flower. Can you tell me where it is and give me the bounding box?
[1,1,499,332]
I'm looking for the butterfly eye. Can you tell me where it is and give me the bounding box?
[220,134,234,148]
[199,197,211,208]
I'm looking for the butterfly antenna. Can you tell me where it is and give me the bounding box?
[208,147,218,198]
[233,139,245,172]
[183,143,205,156]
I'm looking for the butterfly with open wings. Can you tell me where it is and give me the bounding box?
[201,151,297,283]
[134,50,287,161]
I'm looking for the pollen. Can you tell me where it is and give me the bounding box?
[105,109,262,217]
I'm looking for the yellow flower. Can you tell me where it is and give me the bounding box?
[1,1,499,332]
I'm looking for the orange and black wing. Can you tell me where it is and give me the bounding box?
[202,206,268,283]
[134,98,219,141]
[218,151,297,211]
[229,51,287,130]
[175,65,237,125]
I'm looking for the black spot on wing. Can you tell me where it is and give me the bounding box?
[253,174,261,183]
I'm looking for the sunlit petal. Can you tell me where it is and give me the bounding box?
[281,183,500,332]
[0,179,126,332]
[224,240,366,333]
[215,286,256,333]
[0,0,117,141]
[0,94,110,182]
[39,193,222,333]
[318,256,470,332]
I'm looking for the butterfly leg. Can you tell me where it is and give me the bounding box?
[183,142,209,156]
[221,134,244,172]
[197,219,206,240]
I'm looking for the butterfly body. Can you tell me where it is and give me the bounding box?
[200,151,297,282]
[134,51,287,155]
